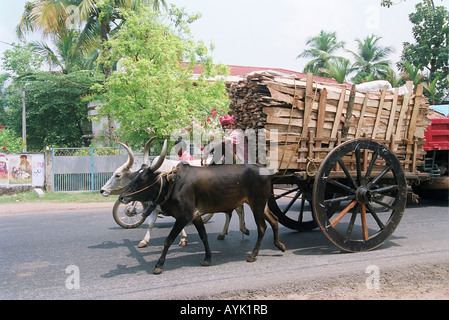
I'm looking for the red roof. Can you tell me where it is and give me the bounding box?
[191,63,343,85]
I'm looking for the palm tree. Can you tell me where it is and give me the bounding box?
[29,29,98,73]
[350,34,395,83]
[16,0,168,77]
[318,57,354,84]
[401,61,425,87]
[297,30,345,76]
[383,67,404,88]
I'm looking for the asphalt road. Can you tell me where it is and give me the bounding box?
[0,198,448,300]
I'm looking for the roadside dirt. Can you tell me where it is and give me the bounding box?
[200,263,449,300]
[0,201,113,214]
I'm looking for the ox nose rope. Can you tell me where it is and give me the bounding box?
[122,175,162,197]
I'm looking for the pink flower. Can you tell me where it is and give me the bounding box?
[0,126,4,130]
[206,116,211,122]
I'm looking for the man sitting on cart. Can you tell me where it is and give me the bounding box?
[202,114,247,165]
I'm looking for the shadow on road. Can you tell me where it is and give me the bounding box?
[88,213,410,278]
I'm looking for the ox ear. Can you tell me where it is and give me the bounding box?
[142,137,156,165]
[150,139,167,172]
[118,142,134,171]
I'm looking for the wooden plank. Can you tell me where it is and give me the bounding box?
[371,85,388,139]
[330,88,346,148]
[407,84,424,141]
[395,81,413,141]
[355,94,368,138]
[342,85,356,138]
[265,81,306,99]
[263,106,302,118]
[301,73,315,138]
[386,87,399,141]
[316,88,327,152]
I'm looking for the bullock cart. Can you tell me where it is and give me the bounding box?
[229,72,431,253]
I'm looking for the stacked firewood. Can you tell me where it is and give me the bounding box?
[228,71,430,172]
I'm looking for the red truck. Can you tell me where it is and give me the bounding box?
[413,117,449,198]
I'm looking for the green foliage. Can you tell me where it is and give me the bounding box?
[93,5,229,148]
[297,30,345,76]
[318,57,354,84]
[0,126,23,153]
[1,42,44,77]
[399,2,448,103]
[350,35,395,83]
[2,71,104,151]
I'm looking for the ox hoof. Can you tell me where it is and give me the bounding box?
[246,256,257,263]
[243,229,250,236]
[138,241,147,248]
[276,242,286,252]
[201,260,211,267]
[153,267,164,275]
[178,240,187,247]
[217,234,225,240]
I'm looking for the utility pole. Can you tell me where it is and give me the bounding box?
[22,88,26,153]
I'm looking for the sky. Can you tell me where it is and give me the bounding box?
[0,0,442,74]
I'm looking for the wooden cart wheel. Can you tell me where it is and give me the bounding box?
[269,183,317,231]
[312,138,407,252]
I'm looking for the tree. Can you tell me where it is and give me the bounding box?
[398,2,448,103]
[16,0,168,78]
[318,57,354,84]
[400,61,425,87]
[92,6,229,148]
[2,71,104,151]
[1,42,44,77]
[350,34,394,83]
[0,126,23,153]
[29,29,97,73]
[381,0,438,8]
[297,30,345,76]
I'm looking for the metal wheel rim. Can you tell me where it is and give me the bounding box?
[112,199,146,229]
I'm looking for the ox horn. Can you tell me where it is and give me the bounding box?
[142,137,156,166]
[150,139,167,172]
[118,142,135,170]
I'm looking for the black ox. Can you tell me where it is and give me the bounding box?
[119,140,285,274]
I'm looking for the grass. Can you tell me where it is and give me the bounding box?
[0,190,117,204]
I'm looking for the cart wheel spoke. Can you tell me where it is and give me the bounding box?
[323,194,355,205]
[371,185,398,194]
[371,197,394,210]
[298,196,306,223]
[326,178,356,194]
[360,204,369,241]
[283,190,302,215]
[330,200,357,228]
[337,159,359,189]
[274,186,300,200]
[345,210,358,238]
[366,203,385,230]
[368,164,392,188]
[365,150,378,181]
[355,148,362,186]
